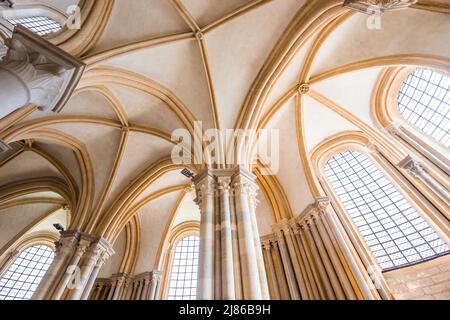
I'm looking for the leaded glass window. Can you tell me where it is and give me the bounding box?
[0,245,54,300]
[324,150,449,271]
[8,16,61,36]
[167,236,199,300]
[398,69,450,147]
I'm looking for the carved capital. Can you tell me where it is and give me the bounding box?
[0,26,85,113]
[398,155,425,178]
[0,140,12,153]
[344,0,417,13]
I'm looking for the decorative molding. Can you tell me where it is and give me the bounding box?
[0,26,85,113]
[343,0,418,13]
[0,139,11,153]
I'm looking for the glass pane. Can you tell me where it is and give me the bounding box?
[398,69,450,147]
[8,16,62,36]
[324,151,449,271]
[0,245,54,300]
[167,236,199,300]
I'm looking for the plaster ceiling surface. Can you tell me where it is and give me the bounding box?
[0,203,59,250]
[0,151,62,186]
[99,228,126,278]
[1,0,449,259]
[310,9,450,76]
[261,97,315,215]
[28,208,68,235]
[133,170,191,206]
[302,95,359,153]
[312,67,383,129]
[135,190,183,274]
[170,191,201,229]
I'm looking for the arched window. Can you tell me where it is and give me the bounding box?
[7,15,61,36]
[324,150,449,271]
[167,235,199,300]
[398,69,450,147]
[0,245,54,300]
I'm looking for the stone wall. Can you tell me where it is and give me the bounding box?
[384,255,450,300]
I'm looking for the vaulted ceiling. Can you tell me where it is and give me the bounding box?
[1,0,449,273]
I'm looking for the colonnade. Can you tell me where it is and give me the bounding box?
[90,271,161,300]
[31,231,114,300]
[261,198,388,300]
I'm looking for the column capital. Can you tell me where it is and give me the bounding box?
[365,141,381,155]
[385,123,402,136]
[398,155,425,178]
[0,26,85,113]
[0,140,12,153]
[151,270,162,282]
[343,0,417,13]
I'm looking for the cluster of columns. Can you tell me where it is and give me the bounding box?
[387,124,449,176]
[193,166,269,300]
[398,155,450,205]
[90,271,161,300]
[31,230,114,300]
[261,198,386,300]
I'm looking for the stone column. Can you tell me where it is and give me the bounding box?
[218,176,235,299]
[274,227,300,299]
[193,166,268,300]
[51,239,89,300]
[66,237,114,300]
[148,271,162,300]
[112,276,125,300]
[195,171,215,300]
[261,240,280,300]
[248,185,270,300]
[135,279,144,300]
[399,155,450,204]
[290,221,321,299]
[233,173,263,300]
[32,231,80,300]
[81,252,110,300]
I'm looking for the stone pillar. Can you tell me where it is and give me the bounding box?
[218,176,235,299]
[135,279,144,300]
[111,276,126,300]
[273,227,300,299]
[195,171,215,299]
[32,231,80,300]
[399,155,450,204]
[193,166,268,300]
[233,172,263,299]
[51,239,89,300]
[248,185,270,300]
[0,25,84,119]
[148,271,162,300]
[261,240,280,300]
[32,231,114,301]
[66,237,113,300]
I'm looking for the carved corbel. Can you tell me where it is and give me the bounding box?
[0,25,85,117]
